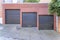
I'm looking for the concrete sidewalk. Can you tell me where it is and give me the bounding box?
[0,24,60,40]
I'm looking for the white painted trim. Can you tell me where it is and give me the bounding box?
[0,18,2,24]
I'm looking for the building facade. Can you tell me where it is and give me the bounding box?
[0,0,60,32]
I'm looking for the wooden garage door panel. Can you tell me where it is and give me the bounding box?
[5,9,20,24]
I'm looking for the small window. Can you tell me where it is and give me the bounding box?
[3,0,12,3]
[3,0,24,3]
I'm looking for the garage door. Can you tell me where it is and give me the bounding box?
[39,15,54,30]
[22,12,37,27]
[5,9,20,24]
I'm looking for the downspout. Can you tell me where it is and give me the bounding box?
[56,15,58,32]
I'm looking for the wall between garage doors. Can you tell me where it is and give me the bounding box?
[2,3,56,31]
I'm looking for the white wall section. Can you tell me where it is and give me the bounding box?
[0,18,2,24]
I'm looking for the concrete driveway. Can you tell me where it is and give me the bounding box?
[0,24,60,40]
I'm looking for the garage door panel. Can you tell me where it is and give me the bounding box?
[22,12,37,27]
[40,16,53,24]
[6,19,20,24]
[39,15,54,30]
[40,24,53,30]
[6,15,20,19]
[5,10,20,15]
[5,9,20,24]
[6,18,20,21]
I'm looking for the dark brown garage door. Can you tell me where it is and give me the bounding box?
[22,12,37,27]
[39,15,54,30]
[5,9,20,24]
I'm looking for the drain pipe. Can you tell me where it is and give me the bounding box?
[56,15,58,32]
